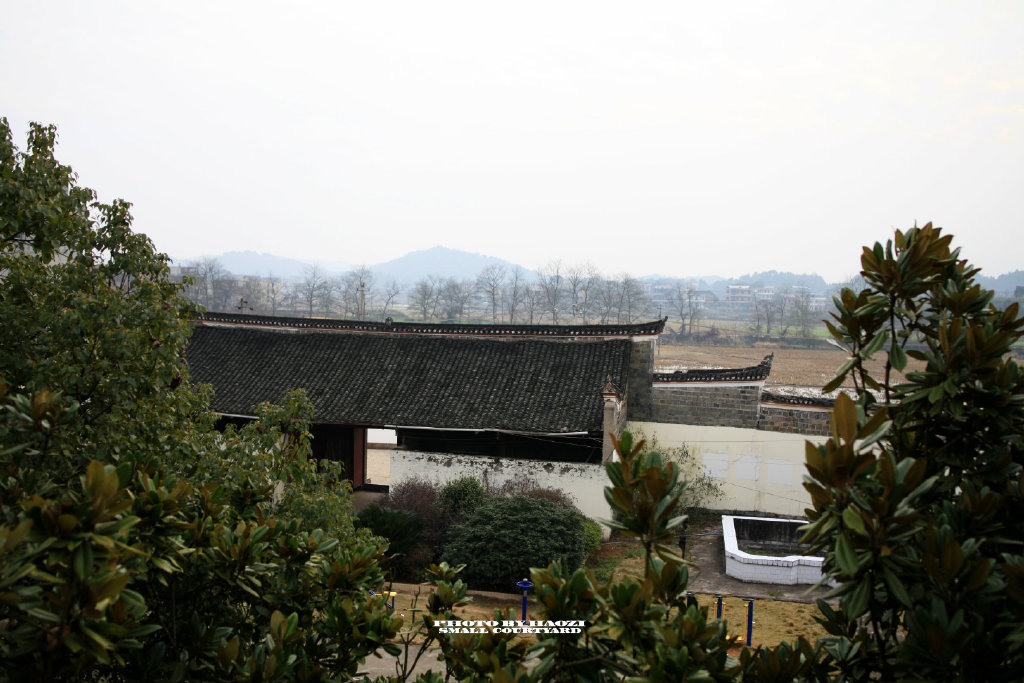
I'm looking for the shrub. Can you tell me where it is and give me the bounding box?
[380,478,450,577]
[582,519,603,559]
[356,504,422,575]
[442,496,586,592]
[436,476,487,520]
[492,478,578,510]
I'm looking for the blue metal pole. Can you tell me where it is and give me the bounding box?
[744,599,754,646]
[715,595,723,620]
[515,579,534,623]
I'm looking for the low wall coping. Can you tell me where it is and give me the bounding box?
[722,515,825,584]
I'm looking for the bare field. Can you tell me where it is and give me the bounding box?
[654,342,923,391]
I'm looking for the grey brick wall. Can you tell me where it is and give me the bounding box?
[626,341,655,421]
[649,384,761,428]
[757,406,830,436]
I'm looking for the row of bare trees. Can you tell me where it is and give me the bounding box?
[408,262,653,324]
[181,257,658,324]
[181,258,402,320]
[749,287,818,337]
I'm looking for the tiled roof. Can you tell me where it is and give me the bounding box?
[653,354,774,383]
[186,321,633,433]
[761,391,835,408]
[198,312,666,338]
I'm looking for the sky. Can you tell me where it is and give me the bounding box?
[3,1,1023,282]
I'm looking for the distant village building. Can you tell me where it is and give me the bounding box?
[724,285,752,304]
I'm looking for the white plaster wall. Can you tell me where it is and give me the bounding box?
[721,515,824,585]
[390,450,613,535]
[627,421,828,517]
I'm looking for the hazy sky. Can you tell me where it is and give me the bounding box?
[3,1,1023,281]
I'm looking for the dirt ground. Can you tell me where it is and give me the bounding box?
[654,341,922,391]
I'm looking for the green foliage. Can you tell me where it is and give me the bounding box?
[380,477,448,579]
[356,503,422,575]
[186,389,362,544]
[582,519,603,559]
[443,496,586,592]
[436,475,487,520]
[741,224,1024,681]
[432,431,737,682]
[0,120,397,681]
[604,430,690,570]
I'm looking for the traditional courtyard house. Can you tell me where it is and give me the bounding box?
[188,312,839,521]
[186,312,665,521]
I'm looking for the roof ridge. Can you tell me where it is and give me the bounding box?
[760,390,836,408]
[653,353,774,383]
[196,312,666,337]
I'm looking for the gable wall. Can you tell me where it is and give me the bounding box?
[625,340,655,421]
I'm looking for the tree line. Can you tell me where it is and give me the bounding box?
[181,258,661,325]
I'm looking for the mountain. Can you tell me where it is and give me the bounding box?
[977,270,1024,295]
[172,251,352,280]
[368,246,528,284]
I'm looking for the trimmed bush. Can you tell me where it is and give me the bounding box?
[493,478,578,510]
[582,519,603,559]
[442,496,586,592]
[436,476,487,520]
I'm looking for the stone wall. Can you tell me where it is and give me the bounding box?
[649,384,761,428]
[757,405,830,436]
[625,340,655,421]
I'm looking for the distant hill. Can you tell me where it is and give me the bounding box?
[173,251,352,280]
[369,246,528,284]
[977,270,1024,295]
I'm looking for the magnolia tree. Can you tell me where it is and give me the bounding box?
[0,120,400,681]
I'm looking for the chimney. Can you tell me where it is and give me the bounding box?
[601,377,622,462]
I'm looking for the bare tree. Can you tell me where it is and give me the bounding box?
[296,264,327,316]
[265,272,283,316]
[409,277,439,321]
[565,263,600,323]
[190,256,233,311]
[613,273,650,323]
[319,276,341,317]
[438,278,474,321]
[791,289,814,338]
[666,282,692,336]
[686,288,707,335]
[750,297,766,336]
[340,266,375,318]
[379,279,402,320]
[771,287,791,336]
[523,284,541,324]
[504,266,528,323]
[240,276,266,313]
[594,278,618,324]
[537,261,565,323]
[476,264,506,323]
